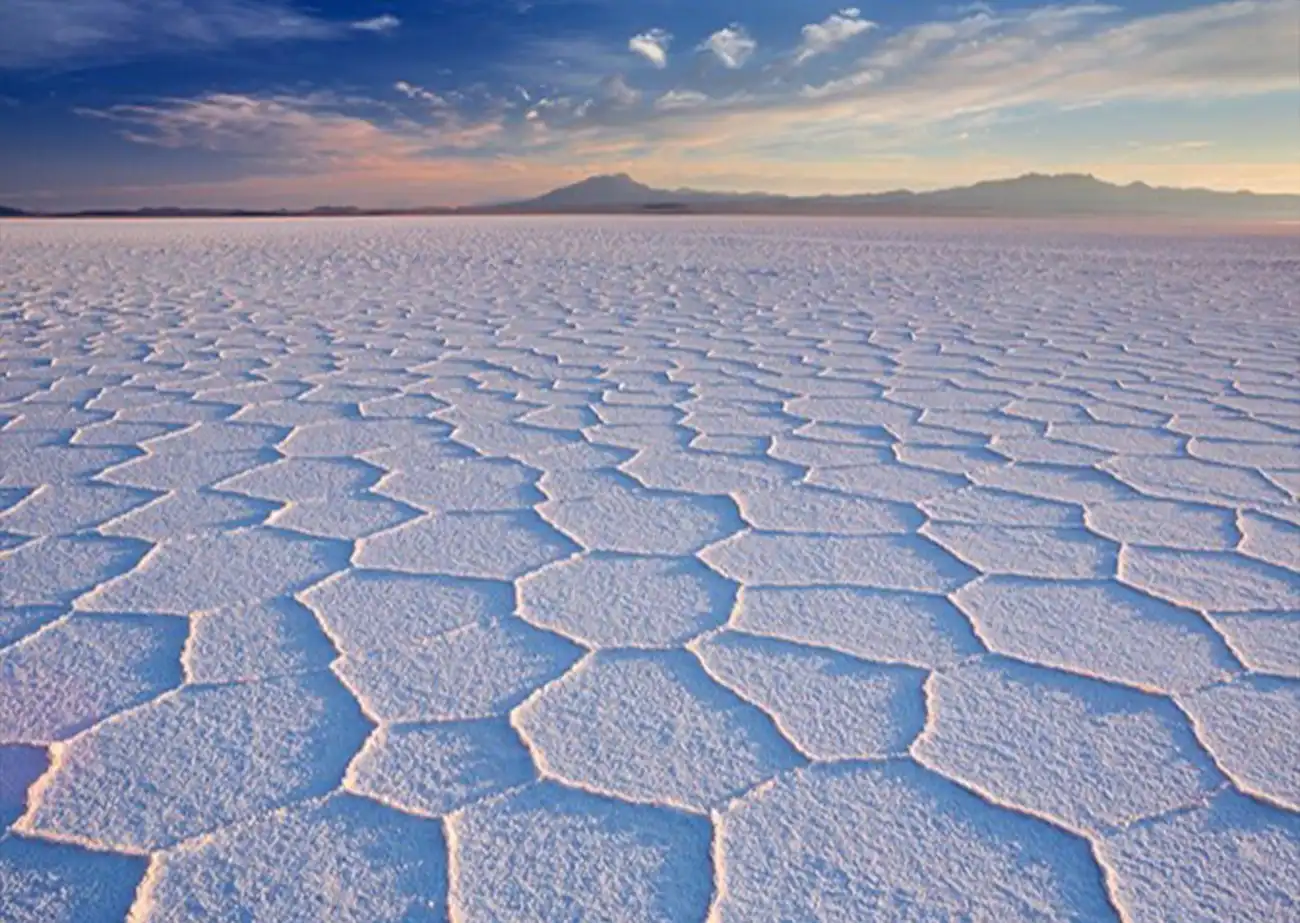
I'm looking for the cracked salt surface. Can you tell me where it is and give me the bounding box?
[0,217,1297,921]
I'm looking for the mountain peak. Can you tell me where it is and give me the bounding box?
[520,173,660,208]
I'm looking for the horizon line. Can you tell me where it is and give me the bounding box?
[4,170,1300,218]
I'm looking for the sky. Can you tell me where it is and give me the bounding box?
[0,0,1296,209]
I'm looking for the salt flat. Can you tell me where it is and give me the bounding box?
[1,216,1297,922]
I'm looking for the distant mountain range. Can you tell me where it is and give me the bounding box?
[487,173,1300,220]
[0,204,453,219]
[4,173,1299,220]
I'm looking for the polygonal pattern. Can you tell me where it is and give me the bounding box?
[0,614,186,742]
[347,720,535,816]
[449,783,712,922]
[518,553,734,647]
[21,673,369,851]
[539,485,740,554]
[514,651,803,810]
[716,761,1118,921]
[134,795,449,923]
[1,219,1297,921]
[1098,792,1300,923]
[913,658,1221,834]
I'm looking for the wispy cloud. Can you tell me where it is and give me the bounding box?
[78,88,513,169]
[55,90,590,207]
[795,8,875,64]
[628,29,672,69]
[795,1,1291,115]
[655,90,709,111]
[600,74,642,107]
[1127,139,1216,154]
[57,0,1300,204]
[79,93,417,164]
[700,26,756,69]
[394,80,449,108]
[515,0,1298,187]
[0,0,388,69]
[351,14,401,35]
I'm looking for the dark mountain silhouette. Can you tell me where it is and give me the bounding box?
[0,204,453,218]
[521,173,663,208]
[4,173,1296,220]
[902,173,1294,218]
[0,205,26,216]
[488,172,1300,220]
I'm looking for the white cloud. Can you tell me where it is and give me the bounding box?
[655,89,709,111]
[629,29,671,69]
[544,0,1294,178]
[800,68,879,99]
[1127,139,1215,153]
[799,0,1292,113]
[0,0,361,69]
[795,8,875,64]
[394,80,448,108]
[81,90,510,167]
[79,93,408,163]
[601,74,642,107]
[52,0,1300,204]
[700,26,756,69]
[351,14,400,34]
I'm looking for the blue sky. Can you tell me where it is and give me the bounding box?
[0,1,1295,208]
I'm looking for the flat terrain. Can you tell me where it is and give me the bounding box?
[1,217,1297,922]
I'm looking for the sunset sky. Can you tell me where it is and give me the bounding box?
[1,0,1295,209]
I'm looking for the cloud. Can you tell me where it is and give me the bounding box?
[628,29,671,69]
[655,90,709,111]
[53,90,609,208]
[53,0,1300,205]
[700,26,756,69]
[351,14,401,34]
[797,1,1291,113]
[86,2,1300,152]
[1127,139,1216,154]
[530,1,1296,186]
[795,8,875,64]
[601,74,642,107]
[395,81,449,108]
[79,93,411,163]
[79,90,513,169]
[0,0,372,69]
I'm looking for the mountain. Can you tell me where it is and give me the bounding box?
[7,204,455,218]
[513,173,664,209]
[490,173,1300,220]
[8,174,1297,220]
[0,205,26,217]
[908,173,1296,219]
[487,173,758,212]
